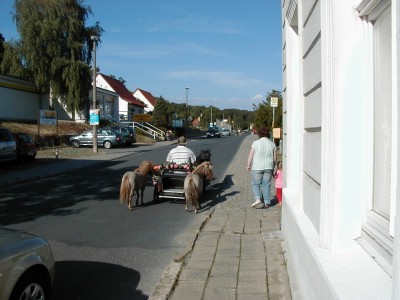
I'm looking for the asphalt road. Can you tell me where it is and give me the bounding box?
[0,133,246,299]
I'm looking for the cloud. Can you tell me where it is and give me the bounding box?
[165,71,265,88]
[99,41,222,59]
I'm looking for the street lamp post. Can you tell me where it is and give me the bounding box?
[210,105,213,128]
[185,87,189,137]
[91,34,99,154]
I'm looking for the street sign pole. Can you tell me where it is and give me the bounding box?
[270,96,278,140]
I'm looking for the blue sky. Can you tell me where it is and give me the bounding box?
[0,0,282,111]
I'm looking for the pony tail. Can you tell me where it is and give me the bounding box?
[187,178,199,206]
[119,174,131,204]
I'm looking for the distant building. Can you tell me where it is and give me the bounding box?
[281,1,398,299]
[132,88,156,113]
[96,73,145,121]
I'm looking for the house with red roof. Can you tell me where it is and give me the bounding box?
[96,73,145,121]
[132,88,156,113]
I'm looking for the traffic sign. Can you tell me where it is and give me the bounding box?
[270,97,278,107]
[133,114,152,122]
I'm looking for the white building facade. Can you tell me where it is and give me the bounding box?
[132,88,156,113]
[281,0,399,299]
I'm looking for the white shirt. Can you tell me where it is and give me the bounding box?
[250,137,276,170]
[166,145,196,164]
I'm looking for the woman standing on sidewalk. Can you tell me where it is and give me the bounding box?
[246,126,277,209]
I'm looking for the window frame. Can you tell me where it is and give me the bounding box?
[357,0,395,276]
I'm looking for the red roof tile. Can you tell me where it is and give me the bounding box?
[134,88,157,107]
[100,74,144,107]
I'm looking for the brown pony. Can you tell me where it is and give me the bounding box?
[184,161,214,213]
[119,161,154,210]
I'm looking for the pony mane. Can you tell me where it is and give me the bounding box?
[193,162,212,176]
[135,160,154,176]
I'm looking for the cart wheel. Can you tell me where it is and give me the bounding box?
[153,187,159,203]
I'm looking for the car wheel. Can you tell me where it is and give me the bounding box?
[104,141,112,149]
[126,142,132,146]
[9,270,51,300]
[71,140,80,148]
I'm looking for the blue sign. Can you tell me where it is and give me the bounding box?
[172,119,183,128]
[90,109,100,125]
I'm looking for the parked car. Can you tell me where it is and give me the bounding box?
[221,128,231,136]
[119,121,134,128]
[69,129,124,149]
[0,128,17,162]
[0,227,55,300]
[13,133,37,161]
[106,126,136,146]
[207,128,221,138]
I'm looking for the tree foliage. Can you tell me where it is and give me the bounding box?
[252,89,282,130]
[151,96,254,132]
[0,33,4,65]
[1,0,103,114]
[152,96,170,128]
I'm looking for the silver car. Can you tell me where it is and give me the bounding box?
[69,128,125,149]
[0,128,17,162]
[0,227,55,300]
[221,128,231,136]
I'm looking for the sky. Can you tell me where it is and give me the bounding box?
[0,0,282,111]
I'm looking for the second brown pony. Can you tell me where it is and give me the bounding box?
[119,161,154,210]
[184,161,214,213]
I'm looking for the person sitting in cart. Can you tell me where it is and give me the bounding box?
[166,136,197,166]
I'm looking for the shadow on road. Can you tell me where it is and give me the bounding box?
[53,260,147,300]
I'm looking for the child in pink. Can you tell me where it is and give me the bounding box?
[274,161,283,207]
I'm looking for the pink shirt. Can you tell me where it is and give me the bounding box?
[275,169,283,188]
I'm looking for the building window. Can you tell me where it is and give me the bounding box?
[357,0,393,275]
[372,6,391,221]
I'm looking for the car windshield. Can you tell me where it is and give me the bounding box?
[0,129,14,142]
[19,134,33,143]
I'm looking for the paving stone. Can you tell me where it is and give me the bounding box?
[266,253,286,266]
[169,291,203,300]
[237,280,268,294]
[206,276,237,289]
[239,259,267,271]
[237,293,269,300]
[210,265,239,276]
[267,271,290,285]
[238,269,267,281]
[172,280,206,294]
[268,283,293,300]
[178,268,209,281]
[190,248,217,261]
[185,259,213,270]
[203,287,236,300]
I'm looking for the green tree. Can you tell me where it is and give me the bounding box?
[152,96,170,128]
[253,89,282,129]
[0,33,4,65]
[0,40,30,79]
[11,0,103,112]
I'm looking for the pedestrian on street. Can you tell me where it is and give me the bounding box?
[274,161,283,207]
[246,126,277,209]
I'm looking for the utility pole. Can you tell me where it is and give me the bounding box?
[185,87,189,137]
[210,105,213,128]
[91,35,99,154]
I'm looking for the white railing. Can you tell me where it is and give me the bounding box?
[133,122,165,140]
